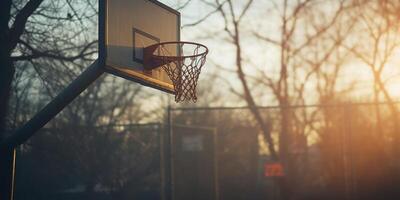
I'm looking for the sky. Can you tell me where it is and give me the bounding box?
[164,0,400,105]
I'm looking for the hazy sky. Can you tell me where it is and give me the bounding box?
[156,0,400,106]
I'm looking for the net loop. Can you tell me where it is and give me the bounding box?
[151,41,208,102]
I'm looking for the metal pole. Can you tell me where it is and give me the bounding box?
[213,128,219,200]
[0,60,103,149]
[0,147,16,200]
[165,105,173,200]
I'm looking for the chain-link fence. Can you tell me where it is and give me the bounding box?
[15,123,164,200]
[168,103,400,200]
[13,103,400,200]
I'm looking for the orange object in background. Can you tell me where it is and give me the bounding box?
[264,163,285,177]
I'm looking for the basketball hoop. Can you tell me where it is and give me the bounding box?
[144,41,208,102]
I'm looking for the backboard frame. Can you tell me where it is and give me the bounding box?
[99,0,180,94]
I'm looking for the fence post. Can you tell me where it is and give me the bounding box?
[164,106,172,200]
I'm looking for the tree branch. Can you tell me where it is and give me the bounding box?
[183,0,227,28]
[8,0,44,52]
[237,0,253,22]
[11,39,97,62]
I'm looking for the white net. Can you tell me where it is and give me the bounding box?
[155,42,208,102]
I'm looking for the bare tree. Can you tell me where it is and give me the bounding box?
[197,0,278,159]
[181,0,356,199]
[1,0,98,139]
[343,0,400,154]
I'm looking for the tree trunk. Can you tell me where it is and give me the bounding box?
[232,22,278,160]
[278,99,292,200]
[0,56,16,200]
[0,57,14,138]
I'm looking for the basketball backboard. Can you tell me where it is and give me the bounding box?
[99,0,180,93]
